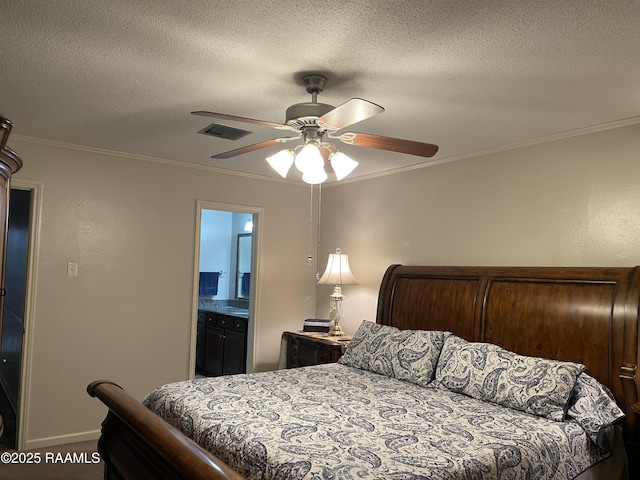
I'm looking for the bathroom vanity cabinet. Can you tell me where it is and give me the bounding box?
[197,310,247,376]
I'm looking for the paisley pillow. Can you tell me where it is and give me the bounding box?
[435,335,586,421]
[566,373,625,451]
[338,320,449,387]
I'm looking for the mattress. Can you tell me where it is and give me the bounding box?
[143,363,614,480]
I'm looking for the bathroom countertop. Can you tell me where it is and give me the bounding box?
[198,305,249,318]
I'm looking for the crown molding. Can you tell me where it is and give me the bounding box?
[333,115,640,186]
[13,114,640,188]
[11,135,302,185]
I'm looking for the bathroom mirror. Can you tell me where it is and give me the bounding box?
[236,233,252,299]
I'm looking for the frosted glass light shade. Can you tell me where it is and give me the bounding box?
[302,167,328,184]
[317,248,358,285]
[266,149,294,178]
[330,152,359,181]
[295,143,324,173]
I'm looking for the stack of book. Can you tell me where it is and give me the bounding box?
[302,318,333,333]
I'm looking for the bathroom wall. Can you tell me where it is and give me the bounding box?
[199,209,233,299]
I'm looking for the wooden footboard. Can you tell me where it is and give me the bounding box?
[87,380,245,480]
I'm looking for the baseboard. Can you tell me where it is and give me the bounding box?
[23,429,101,450]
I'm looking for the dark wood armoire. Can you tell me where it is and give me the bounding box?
[0,116,23,365]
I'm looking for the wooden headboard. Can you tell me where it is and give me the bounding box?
[376,265,640,444]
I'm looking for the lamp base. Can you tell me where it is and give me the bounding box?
[329,320,344,336]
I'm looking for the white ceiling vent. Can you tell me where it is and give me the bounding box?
[198,123,252,141]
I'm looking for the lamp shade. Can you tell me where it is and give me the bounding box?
[295,143,324,173]
[302,167,328,184]
[317,248,358,285]
[330,151,359,181]
[266,149,295,178]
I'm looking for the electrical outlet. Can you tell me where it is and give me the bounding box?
[67,262,78,277]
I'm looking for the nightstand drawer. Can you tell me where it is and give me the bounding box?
[283,331,351,368]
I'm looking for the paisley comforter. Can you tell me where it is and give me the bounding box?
[143,363,612,480]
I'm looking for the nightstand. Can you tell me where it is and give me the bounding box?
[282,331,352,368]
[628,402,640,478]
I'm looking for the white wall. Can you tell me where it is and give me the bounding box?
[12,138,317,448]
[318,122,640,334]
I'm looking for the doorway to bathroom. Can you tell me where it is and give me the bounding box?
[191,201,260,378]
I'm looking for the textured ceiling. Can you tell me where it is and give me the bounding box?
[1,0,639,183]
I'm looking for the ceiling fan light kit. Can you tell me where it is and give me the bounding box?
[193,73,439,184]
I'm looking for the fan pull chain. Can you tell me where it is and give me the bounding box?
[308,183,314,266]
[315,183,322,280]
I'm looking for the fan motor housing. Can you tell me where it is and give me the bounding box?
[285,102,334,128]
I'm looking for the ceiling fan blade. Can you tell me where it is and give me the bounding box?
[338,132,439,158]
[192,111,295,131]
[212,137,299,159]
[316,98,384,131]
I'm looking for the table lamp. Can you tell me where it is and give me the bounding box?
[317,248,358,336]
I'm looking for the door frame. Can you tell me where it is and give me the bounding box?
[190,200,262,377]
[8,179,43,451]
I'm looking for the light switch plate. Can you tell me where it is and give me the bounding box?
[67,262,78,277]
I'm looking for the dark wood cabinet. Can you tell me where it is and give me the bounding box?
[0,116,23,442]
[205,325,225,376]
[283,331,351,368]
[0,118,23,357]
[195,311,207,371]
[197,311,247,376]
[222,330,245,375]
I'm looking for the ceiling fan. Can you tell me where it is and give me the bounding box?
[192,74,439,183]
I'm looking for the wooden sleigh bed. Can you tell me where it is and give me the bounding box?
[88,265,640,479]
